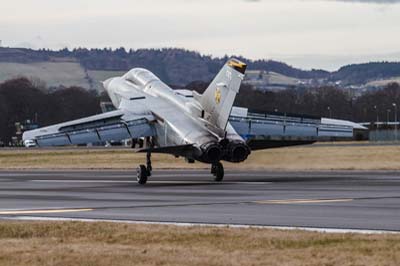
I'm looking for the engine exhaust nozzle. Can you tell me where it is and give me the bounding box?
[224,141,251,163]
[199,142,223,163]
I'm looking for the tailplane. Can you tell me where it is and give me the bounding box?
[198,58,247,130]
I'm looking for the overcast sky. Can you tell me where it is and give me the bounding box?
[1,0,400,70]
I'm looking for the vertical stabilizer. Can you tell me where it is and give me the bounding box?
[199,58,247,130]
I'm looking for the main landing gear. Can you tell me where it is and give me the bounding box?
[211,162,224,182]
[137,150,152,185]
[137,152,225,185]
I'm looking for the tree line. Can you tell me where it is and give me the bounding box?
[1,77,400,145]
[0,78,101,145]
[187,81,400,123]
[3,47,400,86]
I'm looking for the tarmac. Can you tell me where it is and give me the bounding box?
[0,169,400,232]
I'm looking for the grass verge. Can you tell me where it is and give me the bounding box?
[1,143,400,170]
[0,221,398,266]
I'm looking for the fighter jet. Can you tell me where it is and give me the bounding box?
[23,58,357,184]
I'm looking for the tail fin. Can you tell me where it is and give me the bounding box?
[199,58,247,130]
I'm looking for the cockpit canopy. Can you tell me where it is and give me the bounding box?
[123,68,160,87]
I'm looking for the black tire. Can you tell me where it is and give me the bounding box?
[211,164,217,175]
[137,164,148,185]
[214,162,224,182]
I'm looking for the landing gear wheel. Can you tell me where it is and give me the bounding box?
[137,164,148,185]
[212,162,224,182]
[211,164,217,175]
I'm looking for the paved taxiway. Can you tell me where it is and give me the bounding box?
[0,169,399,231]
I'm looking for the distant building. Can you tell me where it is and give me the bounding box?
[360,122,400,142]
[243,70,303,92]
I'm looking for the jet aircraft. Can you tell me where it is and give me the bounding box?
[23,59,356,184]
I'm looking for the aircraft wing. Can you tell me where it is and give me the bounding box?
[23,109,156,147]
[138,144,194,157]
[229,107,358,151]
[244,139,316,151]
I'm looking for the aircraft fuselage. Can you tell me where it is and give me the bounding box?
[104,68,250,163]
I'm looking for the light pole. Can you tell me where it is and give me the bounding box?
[374,105,379,129]
[387,109,391,124]
[327,106,332,118]
[393,103,398,141]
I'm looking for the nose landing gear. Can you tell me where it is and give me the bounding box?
[211,162,224,182]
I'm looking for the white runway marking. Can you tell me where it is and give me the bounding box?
[1,216,398,235]
[0,208,93,215]
[255,198,354,204]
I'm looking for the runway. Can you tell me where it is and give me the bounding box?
[0,169,400,232]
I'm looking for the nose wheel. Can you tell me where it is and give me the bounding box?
[211,162,224,182]
[136,150,152,185]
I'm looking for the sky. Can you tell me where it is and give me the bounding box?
[0,0,400,70]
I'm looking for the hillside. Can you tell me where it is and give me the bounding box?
[0,47,327,88]
[331,62,400,85]
[366,77,400,88]
[0,62,89,89]
[0,47,399,89]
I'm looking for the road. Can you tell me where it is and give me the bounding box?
[0,169,399,231]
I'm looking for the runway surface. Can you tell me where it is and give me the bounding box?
[0,169,400,231]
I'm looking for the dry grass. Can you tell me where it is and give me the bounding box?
[242,144,400,171]
[367,77,400,87]
[0,149,193,169]
[0,62,89,88]
[0,221,398,266]
[1,144,400,170]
